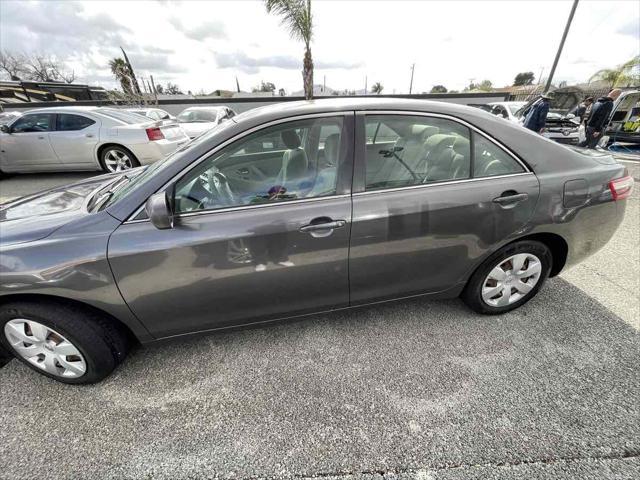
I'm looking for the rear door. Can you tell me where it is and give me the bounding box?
[0,113,59,170]
[108,113,355,338]
[349,112,540,304]
[49,113,100,167]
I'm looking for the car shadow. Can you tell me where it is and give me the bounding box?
[1,276,639,478]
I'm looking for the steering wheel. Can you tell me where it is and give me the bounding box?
[196,166,236,208]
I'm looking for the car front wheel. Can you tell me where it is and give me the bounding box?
[462,240,552,314]
[0,301,130,384]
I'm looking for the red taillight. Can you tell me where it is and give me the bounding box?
[146,127,164,141]
[608,175,634,200]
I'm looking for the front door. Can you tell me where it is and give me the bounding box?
[349,113,540,304]
[108,113,354,338]
[0,113,59,170]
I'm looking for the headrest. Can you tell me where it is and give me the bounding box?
[411,125,439,140]
[452,137,470,156]
[425,134,454,149]
[281,130,301,149]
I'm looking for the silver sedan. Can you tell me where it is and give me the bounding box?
[0,106,189,174]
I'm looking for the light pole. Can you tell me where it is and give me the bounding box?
[409,63,415,94]
[544,0,579,94]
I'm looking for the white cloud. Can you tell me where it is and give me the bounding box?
[1,0,638,94]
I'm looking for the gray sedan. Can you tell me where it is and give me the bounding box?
[0,98,632,384]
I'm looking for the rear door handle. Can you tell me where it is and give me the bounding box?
[493,193,528,205]
[85,134,95,138]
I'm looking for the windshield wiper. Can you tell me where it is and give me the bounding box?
[88,175,131,212]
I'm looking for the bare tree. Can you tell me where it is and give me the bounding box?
[0,51,28,80]
[26,54,76,83]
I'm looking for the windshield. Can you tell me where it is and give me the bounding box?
[177,109,218,123]
[508,103,526,114]
[100,119,236,209]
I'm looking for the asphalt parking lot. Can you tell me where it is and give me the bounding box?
[0,159,639,479]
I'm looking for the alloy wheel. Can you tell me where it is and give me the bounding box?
[4,319,87,378]
[481,253,542,307]
[104,149,133,173]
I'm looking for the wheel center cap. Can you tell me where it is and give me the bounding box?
[505,274,515,284]
[44,344,54,352]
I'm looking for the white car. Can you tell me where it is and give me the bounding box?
[126,107,176,122]
[0,106,189,174]
[487,101,527,122]
[0,111,22,126]
[177,106,236,139]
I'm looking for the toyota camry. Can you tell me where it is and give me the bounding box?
[0,98,632,383]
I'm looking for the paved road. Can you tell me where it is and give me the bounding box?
[0,160,639,479]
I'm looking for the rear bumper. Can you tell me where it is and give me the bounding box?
[128,138,189,165]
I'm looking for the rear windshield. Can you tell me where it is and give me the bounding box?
[177,110,218,122]
[99,108,149,124]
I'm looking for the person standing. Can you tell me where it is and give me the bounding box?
[523,92,553,134]
[578,89,622,149]
[572,96,594,123]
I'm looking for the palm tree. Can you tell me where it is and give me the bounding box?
[589,55,640,89]
[266,0,313,100]
[109,57,132,94]
[371,82,383,94]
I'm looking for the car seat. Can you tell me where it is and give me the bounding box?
[276,130,310,190]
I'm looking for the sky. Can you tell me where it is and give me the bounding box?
[0,0,638,94]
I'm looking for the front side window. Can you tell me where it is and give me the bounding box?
[364,115,471,190]
[174,116,345,213]
[57,114,96,131]
[473,133,524,177]
[10,113,54,133]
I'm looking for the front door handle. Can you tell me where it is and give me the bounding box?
[493,192,528,205]
[300,220,346,232]
[85,134,95,138]
[300,218,346,237]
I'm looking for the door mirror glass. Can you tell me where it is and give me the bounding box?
[145,192,174,229]
[0,125,9,134]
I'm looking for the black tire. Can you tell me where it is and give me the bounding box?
[461,240,552,315]
[0,301,130,384]
[99,145,140,173]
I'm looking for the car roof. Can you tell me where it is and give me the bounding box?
[233,97,498,125]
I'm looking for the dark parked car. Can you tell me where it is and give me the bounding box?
[0,98,632,383]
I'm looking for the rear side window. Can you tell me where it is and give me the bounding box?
[57,114,95,131]
[364,115,471,190]
[10,113,54,133]
[473,133,524,177]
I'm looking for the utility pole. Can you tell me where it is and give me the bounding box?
[544,0,579,94]
[235,76,241,93]
[323,75,326,93]
[364,75,367,95]
[409,63,415,94]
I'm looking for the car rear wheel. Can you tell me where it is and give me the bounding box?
[0,302,130,384]
[100,146,140,173]
[461,240,552,314]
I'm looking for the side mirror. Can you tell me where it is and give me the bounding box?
[145,192,174,230]
[0,125,10,134]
